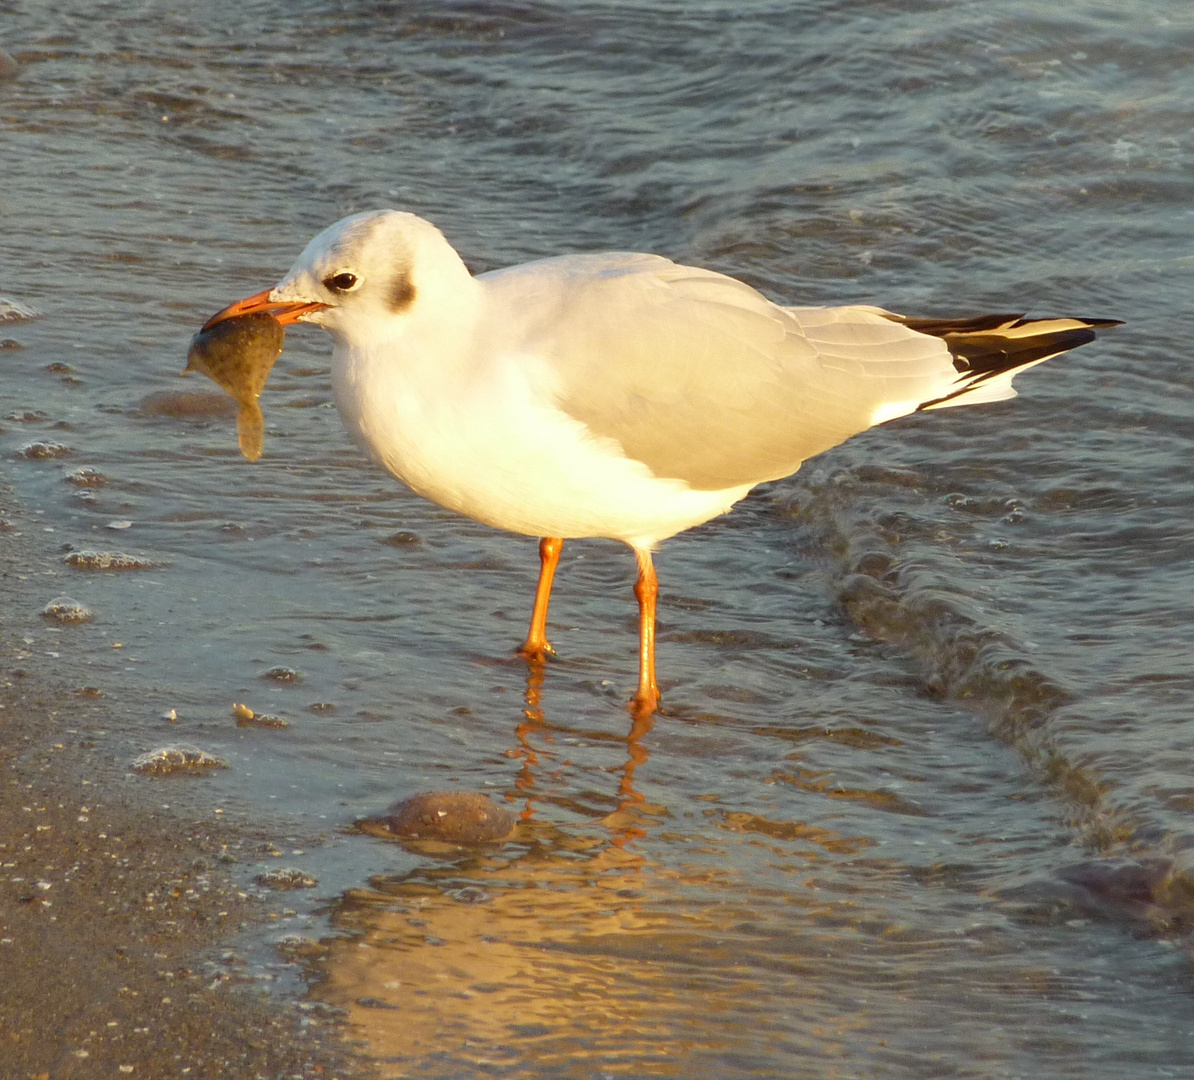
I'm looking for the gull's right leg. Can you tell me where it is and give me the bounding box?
[518,536,563,663]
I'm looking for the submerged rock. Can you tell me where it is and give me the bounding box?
[255,867,318,890]
[260,666,301,683]
[42,596,94,623]
[64,467,108,487]
[130,745,229,776]
[64,550,156,571]
[358,791,517,845]
[18,440,70,460]
[232,703,289,728]
[0,296,37,322]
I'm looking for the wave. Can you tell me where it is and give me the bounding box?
[787,448,1194,937]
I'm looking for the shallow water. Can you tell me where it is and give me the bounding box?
[3,0,1194,1075]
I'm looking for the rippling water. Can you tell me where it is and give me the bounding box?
[3,1,1194,1075]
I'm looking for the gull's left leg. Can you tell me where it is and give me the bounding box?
[519,536,563,663]
[629,547,661,716]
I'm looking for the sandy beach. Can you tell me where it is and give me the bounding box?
[0,481,372,1079]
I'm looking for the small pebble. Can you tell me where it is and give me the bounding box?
[275,935,323,957]
[64,467,108,487]
[255,867,317,890]
[233,703,288,728]
[64,550,155,571]
[0,339,22,350]
[106,520,133,530]
[46,361,79,383]
[18,440,70,460]
[448,886,492,904]
[130,745,228,776]
[261,666,301,683]
[43,596,94,623]
[249,713,288,728]
[0,296,37,322]
[381,530,422,547]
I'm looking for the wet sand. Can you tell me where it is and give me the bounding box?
[0,482,373,1080]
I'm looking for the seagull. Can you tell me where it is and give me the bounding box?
[202,210,1118,715]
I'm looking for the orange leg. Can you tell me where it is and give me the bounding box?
[519,537,563,663]
[629,548,661,716]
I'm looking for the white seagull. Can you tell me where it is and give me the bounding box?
[203,210,1117,715]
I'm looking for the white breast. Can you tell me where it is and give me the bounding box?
[330,336,748,549]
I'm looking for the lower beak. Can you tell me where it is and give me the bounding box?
[202,288,328,331]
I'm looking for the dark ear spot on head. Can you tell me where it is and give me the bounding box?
[390,273,416,312]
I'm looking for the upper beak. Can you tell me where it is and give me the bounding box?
[201,288,329,331]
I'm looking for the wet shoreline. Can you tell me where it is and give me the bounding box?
[4,1,1194,1072]
[0,478,372,1080]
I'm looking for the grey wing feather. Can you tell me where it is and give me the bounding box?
[482,255,965,491]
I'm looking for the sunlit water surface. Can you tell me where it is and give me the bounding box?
[3,1,1194,1076]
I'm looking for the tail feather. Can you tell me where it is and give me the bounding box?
[879,312,1122,411]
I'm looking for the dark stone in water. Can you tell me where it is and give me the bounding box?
[255,867,317,890]
[43,596,94,623]
[0,296,37,323]
[261,666,301,683]
[232,701,289,728]
[361,791,516,845]
[64,467,108,487]
[64,550,156,571]
[130,745,229,776]
[18,440,70,460]
[381,530,422,547]
[139,389,239,419]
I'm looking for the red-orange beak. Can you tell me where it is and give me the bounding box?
[201,288,329,331]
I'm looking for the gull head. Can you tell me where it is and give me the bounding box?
[270,210,471,339]
[203,210,474,343]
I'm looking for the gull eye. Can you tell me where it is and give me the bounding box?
[324,271,360,293]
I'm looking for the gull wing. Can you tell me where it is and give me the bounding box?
[480,254,1107,491]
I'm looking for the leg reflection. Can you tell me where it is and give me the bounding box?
[511,664,551,821]
[514,665,657,848]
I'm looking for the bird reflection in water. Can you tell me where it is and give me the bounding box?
[514,659,657,848]
[305,661,884,1075]
[310,675,689,1073]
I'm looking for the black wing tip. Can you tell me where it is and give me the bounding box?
[892,312,1025,335]
[888,312,1122,377]
[890,312,1124,334]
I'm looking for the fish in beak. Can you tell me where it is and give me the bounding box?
[186,287,326,460]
